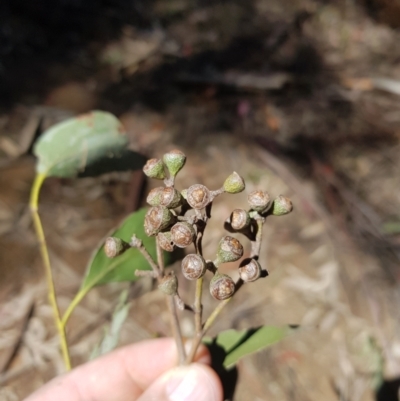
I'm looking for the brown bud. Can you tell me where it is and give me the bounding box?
[230,209,250,230]
[170,222,195,248]
[216,236,244,264]
[248,190,271,213]
[238,258,262,282]
[223,172,245,194]
[143,158,166,180]
[159,187,183,209]
[163,149,186,177]
[272,195,293,216]
[210,273,235,300]
[158,272,178,295]
[186,184,212,210]
[104,237,130,258]
[181,254,206,280]
[157,231,175,252]
[144,206,175,236]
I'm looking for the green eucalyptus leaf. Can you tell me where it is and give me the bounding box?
[34,111,131,178]
[204,326,293,369]
[81,208,156,291]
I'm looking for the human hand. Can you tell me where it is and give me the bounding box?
[24,338,223,401]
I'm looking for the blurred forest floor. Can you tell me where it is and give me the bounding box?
[1,0,400,400]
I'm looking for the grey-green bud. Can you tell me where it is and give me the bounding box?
[157,231,175,252]
[159,187,183,209]
[272,195,293,216]
[144,206,175,236]
[223,172,245,194]
[104,237,130,258]
[143,158,166,180]
[158,272,178,295]
[163,149,186,177]
[216,235,244,264]
[147,186,164,206]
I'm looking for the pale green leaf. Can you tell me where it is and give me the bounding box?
[34,111,130,178]
[204,326,293,369]
[81,208,155,291]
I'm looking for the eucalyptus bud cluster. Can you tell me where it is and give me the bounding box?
[143,150,186,181]
[101,148,295,371]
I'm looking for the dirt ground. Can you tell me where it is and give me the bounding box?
[1,0,400,400]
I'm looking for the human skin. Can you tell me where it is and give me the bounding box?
[24,338,223,401]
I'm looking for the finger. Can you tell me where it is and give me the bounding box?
[137,363,223,401]
[24,338,211,401]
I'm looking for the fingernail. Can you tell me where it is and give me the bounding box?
[166,365,218,401]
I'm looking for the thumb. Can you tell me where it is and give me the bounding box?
[137,363,223,401]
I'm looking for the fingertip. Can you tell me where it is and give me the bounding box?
[138,363,223,401]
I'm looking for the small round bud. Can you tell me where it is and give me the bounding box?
[223,172,245,194]
[143,158,166,180]
[248,190,271,213]
[159,187,183,209]
[230,209,250,230]
[147,186,164,206]
[163,149,186,177]
[210,273,235,300]
[158,272,178,295]
[144,206,175,236]
[216,236,244,264]
[104,237,129,258]
[272,195,293,216]
[186,184,212,209]
[238,258,262,282]
[170,222,195,248]
[157,231,175,252]
[182,254,207,280]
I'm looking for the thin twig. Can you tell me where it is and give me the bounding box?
[250,218,265,258]
[30,173,71,371]
[156,236,164,275]
[156,238,186,364]
[131,236,160,277]
[185,279,244,364]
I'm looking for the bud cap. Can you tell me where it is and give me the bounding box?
[216,235,244,264]
[186,184,212,210]
[170,222,195,248]
[248,190,271,213]
[182,254,207,280]
[238,258,262,282]
[230,209,250,230]
[210,273,235,300]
